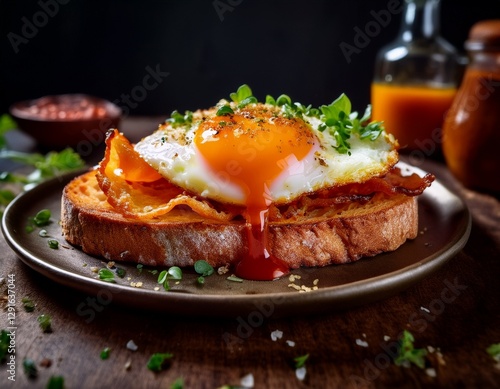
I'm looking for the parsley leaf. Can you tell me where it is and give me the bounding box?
[486,343,500,361]
[98,268,115,283]
[23,358,38,378]
[229,84,253,104]
[216,105,234,116]
[100,347,111,360]
[194,260,214,285]
[294,353,310,369]
[157,266,183,291]
[147,352,173,372]
[37,314,52,333]
[46,375,64,389]
[166,110,193,128]
[0,114,17,149]
[0,330,9,362]
[394,330,427,369]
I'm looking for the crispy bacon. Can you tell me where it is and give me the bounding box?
[96,129,239,221]
[96,130,434,222]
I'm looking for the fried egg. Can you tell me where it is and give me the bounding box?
[134,93,398,280]
[134,102,398,213]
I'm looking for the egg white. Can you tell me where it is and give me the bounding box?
[134,103,398,206]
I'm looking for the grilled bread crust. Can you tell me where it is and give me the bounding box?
[61,170,418,269]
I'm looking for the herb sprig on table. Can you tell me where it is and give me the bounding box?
[0,114,85,216]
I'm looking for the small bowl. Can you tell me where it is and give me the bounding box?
[9,94,121,149]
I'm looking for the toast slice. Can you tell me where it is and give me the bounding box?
[61,170,418,269]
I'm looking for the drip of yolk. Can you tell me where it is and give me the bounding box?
[194,107,317,280]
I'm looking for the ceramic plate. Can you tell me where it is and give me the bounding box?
[1,164,471,317]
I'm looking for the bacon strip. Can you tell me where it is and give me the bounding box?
[96,130,434,222]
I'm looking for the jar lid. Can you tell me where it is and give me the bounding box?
[465,20,500,51]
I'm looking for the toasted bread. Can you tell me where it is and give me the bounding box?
[61,170,418,269]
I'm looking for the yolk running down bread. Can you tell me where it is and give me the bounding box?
[194,109,319,279]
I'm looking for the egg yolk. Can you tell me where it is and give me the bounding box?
[194,107,317,280]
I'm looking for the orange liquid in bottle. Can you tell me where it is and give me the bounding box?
[371,83,456,152]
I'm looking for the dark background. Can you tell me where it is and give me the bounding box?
[1,0,499,118]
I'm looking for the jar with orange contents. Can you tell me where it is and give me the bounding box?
[442,20,500,193]
[371,0,460,155]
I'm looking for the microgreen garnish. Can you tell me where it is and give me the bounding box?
[0,330,9,362]
[0,113,17,149]
[194,260,214,285]
[146,352,174,372]
[48,239,59,249]
[46,375,64,389]
[167,110,193,128]
[100,347,111,360]
[23,358,38,378]
[294,353,309,369]
[229,84,254,105]
[170,377,184,389]
[487,343,500,362]
[157,266,183,291]
[115,267,126,278]
[22,297,35,312]
[98,268,116,283]
[227,275,243,283]
[216,105,234,116]
[26,208,52,233]
[394,330,427,369]
[37,314,52,333]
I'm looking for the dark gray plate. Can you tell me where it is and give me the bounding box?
[1,164,471,317]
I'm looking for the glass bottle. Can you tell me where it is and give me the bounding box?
[442,20,500,193]
[371,0,460,154]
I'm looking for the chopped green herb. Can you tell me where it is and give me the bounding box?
[100,347,111,360]
[98,268,115,283]
[46,375,64,389]
[37,314,52,333]
[166,110,193,128]
[115,267,126,278]
[227,275,244,283]
[34,209,51,226]
[23,358,38,378]
[48,239,59,249]
[294,353,309,369]
[229,84,254,104]
[216,105,234,116]
[147,352,173,372]
[157,266,183,291]
[194,260,214,285]
[486,343,500,361]
[0,330,9,362]
[170,377,184,389]
[194,260,214,277]
[137,264,144,274]
[0,113,18,149]
[22,297,36,312]
[394,330,427,369]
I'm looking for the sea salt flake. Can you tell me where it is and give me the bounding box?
[355,338,369,348]
[425,367,437,378]
[271,329,283,341]
[296,366,307,381]
[240,373,254,388]
[126,340,138,351]
[286,340,296,347]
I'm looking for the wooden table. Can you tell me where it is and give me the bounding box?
[1,117,499,389]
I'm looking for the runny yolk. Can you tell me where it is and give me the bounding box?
[194,107,317,280]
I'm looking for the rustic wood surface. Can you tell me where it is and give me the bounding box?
[1,117,499,389]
